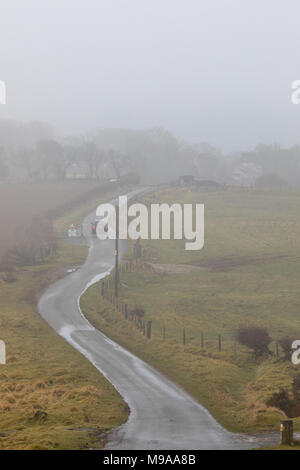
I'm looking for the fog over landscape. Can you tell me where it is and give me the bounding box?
[1,0,300,152]
[2,0,300,453]
[2,1,300,188]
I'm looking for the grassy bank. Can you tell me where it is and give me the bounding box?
[81,187,300,435]
[0,188,129,449]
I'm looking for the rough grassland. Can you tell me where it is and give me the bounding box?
[81,187,300,435]
[0,188,129,449]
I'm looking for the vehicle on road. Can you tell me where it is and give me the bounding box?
[68,224,82,237]
[91,216,108,235]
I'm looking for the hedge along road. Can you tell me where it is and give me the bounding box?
[38,189,279,450]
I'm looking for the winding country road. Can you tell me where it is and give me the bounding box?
[38,190,279,450]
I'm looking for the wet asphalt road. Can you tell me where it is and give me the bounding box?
[38,190,280,450]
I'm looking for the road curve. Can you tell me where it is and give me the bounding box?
[38,191,278,450]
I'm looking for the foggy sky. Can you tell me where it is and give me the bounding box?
[1,0,300,152]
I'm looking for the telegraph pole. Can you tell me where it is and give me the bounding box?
[114,203,119,297]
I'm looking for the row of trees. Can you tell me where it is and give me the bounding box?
[0,139,132,181]
[3,119,300,186]
[0,120,223,183]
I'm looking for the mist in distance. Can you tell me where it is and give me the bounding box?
[1,0,300,153]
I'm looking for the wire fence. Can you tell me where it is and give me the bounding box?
[100,275,283,357]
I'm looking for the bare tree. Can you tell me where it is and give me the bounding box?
[80,142,103,179]
[13,147,36,179]
[278,336,295,361]
[36,139,63,180]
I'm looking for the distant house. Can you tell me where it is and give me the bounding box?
[231,162,262,187]
[194,179,224,191]
[179,175,195,186]
[179,175,224,191]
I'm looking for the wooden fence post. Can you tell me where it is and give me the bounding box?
[201,332,204,348]
[101,282,104,296]
[218,335,221,352]
[183,328,186,345]
[147,321,152,339]
[281,420,293,445]
[163,326,165,340]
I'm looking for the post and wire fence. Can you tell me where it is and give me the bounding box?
[100,274,286,358]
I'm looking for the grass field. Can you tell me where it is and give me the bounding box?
[53,189,117,233]
[0,183,129,449]
[81,187,300,435]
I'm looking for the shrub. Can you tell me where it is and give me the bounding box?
[5,242,38,266]
[0,257,18,283]
[1,215,57,268]
[236,326,272,356]
[131,306,145,319]
[292,373,300,401]
[1,271,18,283]
[266,389,292,416]
[278,336,294,361]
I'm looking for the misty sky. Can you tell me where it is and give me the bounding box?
[1,0,300,152]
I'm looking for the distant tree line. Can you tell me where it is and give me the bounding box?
[0,120,221,184]
[2,119,300,186]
